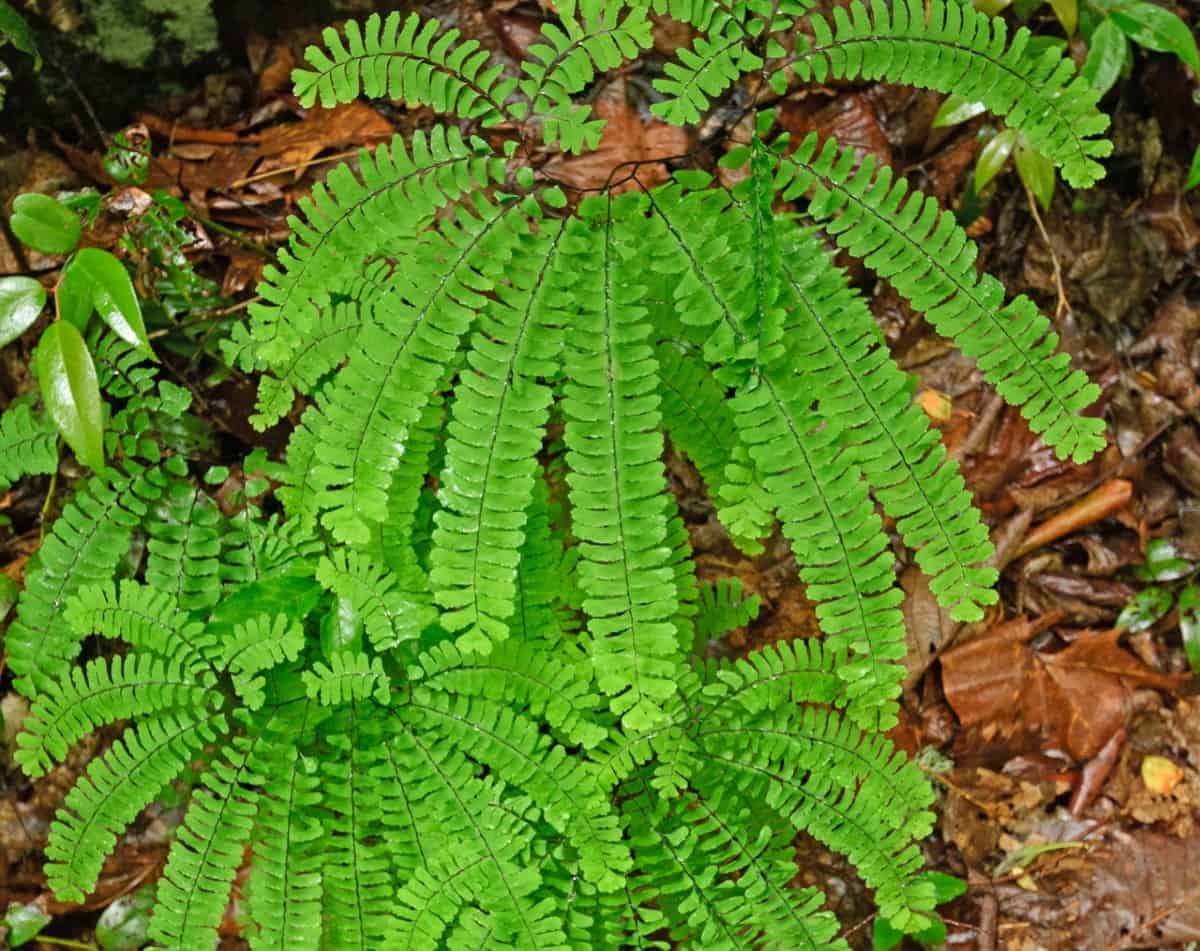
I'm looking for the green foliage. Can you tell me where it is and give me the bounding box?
[7,2,1117,949]
[76,0,218,70]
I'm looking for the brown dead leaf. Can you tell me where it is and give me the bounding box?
[253,101,394,176]
[1015,479,1133,559]
[777,92,890,167]
[943,622,1186,761]
[542,81,690,193]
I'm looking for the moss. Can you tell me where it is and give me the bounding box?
[78,0,217,70]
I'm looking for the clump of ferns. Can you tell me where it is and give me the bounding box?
[3,0,1118,947]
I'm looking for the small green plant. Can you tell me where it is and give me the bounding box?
[940,0,1199,208]
[1,192,155,473]
[6,1,1115,948]
[1118,537,1200,673]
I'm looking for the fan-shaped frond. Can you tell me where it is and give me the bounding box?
[406,688,630,890]
[292,195,526,543]
[429,219,565,651]
[150,728,265,949]
[411,639,607,749]
[44,711,226,903]
[777,0,1110,186]
[776,135,1105,462]
[303,651,391,706]
[651,17,762,126]
[293,11,520,122]
[772,220,997,620]
[317,551,433,655]
[560,198,684,731]
[693,705,936,931]
[15,655,217,777]
[656,344,774,553]
[0,402,57,489]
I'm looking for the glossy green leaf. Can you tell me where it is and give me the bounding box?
[0,276,46,347]
[872,916,904,951]
[975,128,1018,191]
[1134,538,1195,582]
[927,871,969,904]
[206,572,322,641]
[96,885,155,951]
[1178,584,1200,674]
[933,94,987,128]
[71,249,154,357]
[1082,18,1127,95]
[1049,0,1077,35]
[56,258,93,330]
[1185,144,1200,193]
[4,901,51,947]
[1117,586,1174,633]
[1015,142,1056,210]
[1111,2,1200,72]
[10,193,81,256]
[36,321,105,472]
[0,1,39,67]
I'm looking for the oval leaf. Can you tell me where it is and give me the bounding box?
[932,94,987,129]
[36,321,104,472]
[1082,18,1127,95]
[1116,586,1173,633]
[0,276,46,347]
[56,258,93,330]
[10,193,81,256]
[1178,584,1200,674]
[1111,2,1200,72]
[1015,143,1056,211]
[70,248,153,356]
[1049,0,1078,36]
[0,1,40,67]
[975,129,1018,192]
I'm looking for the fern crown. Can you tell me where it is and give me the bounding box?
[6,1,1112,948]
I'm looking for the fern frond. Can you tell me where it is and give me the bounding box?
[63,580,217,667]
[561,198,684,731]
[294,11,520,121]
[294,195,525,543]
[245,702,325,951]
[511,476,579,655]
[731,371,907,726]
[656,343,774,553]
[776,136,1105,462]
[651,17,762,126]
[231,126,504,387]
[431,218,565,652]
[317,551,433,655]
[0,402,57,489]
[7,466,159,695]
[778,0,1110,186]
[150,727,264,949]
[144,469,225,613]
[624,780,844,950]
[690,638,844,723]
[693,705,937,931]
[518,1,653,152]
[318,705,396,950]
[695,577,760,641]
[219,614,304,710]
[775,220,997,620]
[406,689,630,890]
[303,652,391,706]
[411,639,607,750]
[15,655,217,777]
[44,711,226,903]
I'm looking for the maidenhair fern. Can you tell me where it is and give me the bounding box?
[7,0,1114,948]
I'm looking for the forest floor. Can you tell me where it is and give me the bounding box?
[1,1,1199,949]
